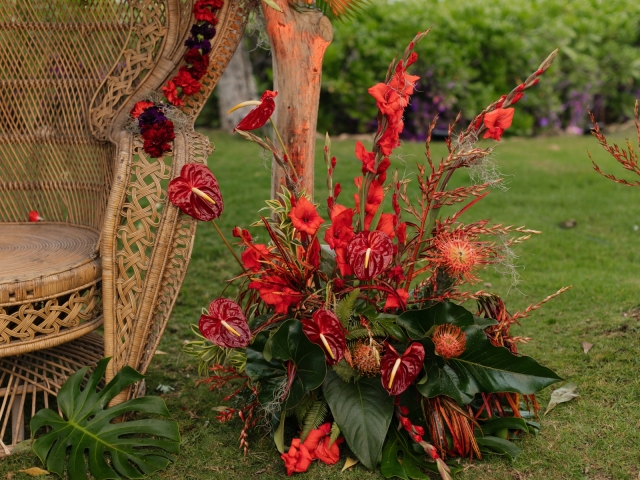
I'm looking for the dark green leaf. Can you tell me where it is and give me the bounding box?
[397,302,475,340]
[477,417,529,436]
[381,427,433,479]
[30,358,179,480]
[473,315,499,328]
[476,436,521,461]
[323,369,394,470]
[245,331,289,405]
[418,326,562,405]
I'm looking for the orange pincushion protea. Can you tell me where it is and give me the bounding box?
[352,341,381,376]
[432,324,466,359]
[434,232,482,277]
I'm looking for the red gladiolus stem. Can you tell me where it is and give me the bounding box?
[211,220,245,272]
[269,118,299,183]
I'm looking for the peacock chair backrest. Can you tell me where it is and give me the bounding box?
[0,0,242,230]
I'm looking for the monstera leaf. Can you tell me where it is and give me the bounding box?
[322,369,394,470]
[30,358,179,480]
[417,326,562,405]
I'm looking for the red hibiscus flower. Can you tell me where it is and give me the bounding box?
[384,288,409,311]
[241,244,270,272]
[130,101,155,119]
[288,196,324,236]
[234,90,278,131]
[141,120,175,158]
[193,0,222,24]
[162,80,183,107]
[168,163,224,221]
[347,230,394,280]
[248,275,302,314]
[301,309,347,364]
[281,438,313,476]
[482,108,515,141]
[173,66,202,96]
[28,210,42,222]
[199,298,251,348]
[380,342,425,395]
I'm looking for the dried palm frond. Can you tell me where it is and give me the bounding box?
[315,0,371,20]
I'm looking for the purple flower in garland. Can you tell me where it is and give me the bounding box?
[190,23,216,40]
[185,38,212,54]
[138,106,167,126]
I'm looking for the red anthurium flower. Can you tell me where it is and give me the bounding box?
[241,244,270,272]
[199,298,251,348]
[347,230,394,280]
[380,342,425,396]
[483,108,515,141]
[130,101,155,119]
[28,210,42,222]
[248,275,302,314]
[288,196,324,236]
[168,163,223,221]
[281,438,313,476]
[233,90,278,131]
[384,288,409,312]
[301,309,347,365]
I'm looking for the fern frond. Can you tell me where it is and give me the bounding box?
[336,288,360,327]
[332,359,359,383]
[346,325,385,340]
[316,0,371,20]
[295,395,315,424]
[301,400,328,441]
[329,422,341,447]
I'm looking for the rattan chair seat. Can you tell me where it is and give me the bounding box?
[0,223,102,358]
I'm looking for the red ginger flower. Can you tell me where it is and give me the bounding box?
[130,101,155,119]
[193,0,222,24]
[483,107,515,141]
[281,438,313,476]
[380,342,425,396]
[199,298,251,348]
[347,230,394,280]
[168,163,223,221]
[174,66,202,96]
[301,309,347,365]
[248,275,302,314]
[288,196,324,236]
[302,423,344,465]
[241,244,270,272]
[162,80,183,106]
[432,324,466,359]
[234,90,277,131]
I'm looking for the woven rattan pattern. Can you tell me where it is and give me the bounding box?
[0,332,103,452]
[0,1,138,229]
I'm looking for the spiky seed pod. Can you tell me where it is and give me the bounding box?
[432,324,466,360]
[352,341,381,376]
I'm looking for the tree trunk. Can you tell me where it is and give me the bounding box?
[262,1,333,200]
[217,35,258,132]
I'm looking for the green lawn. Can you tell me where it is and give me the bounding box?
[4,129,640,479]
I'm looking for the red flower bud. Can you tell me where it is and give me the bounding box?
[399,406,409,415]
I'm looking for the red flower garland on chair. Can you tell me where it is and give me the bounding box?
[131,0,223,158]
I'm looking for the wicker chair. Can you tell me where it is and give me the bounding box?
[0,0,249,454]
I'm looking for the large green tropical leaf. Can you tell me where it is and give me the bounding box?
[397,301,477,340]
[322,369,394,470]
[381,427,461,479]
[30,358,179,480]
[417,326,562,405]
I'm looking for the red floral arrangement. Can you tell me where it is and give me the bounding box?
[130,0,222,158]
[176,33,569,479]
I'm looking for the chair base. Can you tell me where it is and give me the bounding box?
[0,332,104,455]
